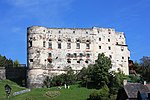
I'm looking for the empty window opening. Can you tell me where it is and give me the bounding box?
[108,46,111,50]
[58,39,61,41]
[67,59,71,63]
[108,39,110,42]
[48,42,52,49]
[77,60,80,63]
[67,43,71,49]
[86,53,90,57]
[67,53,71,57]
[76,43,80,49]
[58,31,61,33]
[109,55,112,59]
[74,53,77,58]
[29,41,32,47]
[48,58,52,63]
[43,41,46,47]
[122,56,124,59]
[68,39,71,42]
[30,59,33,62]
[99,46,101,49]
[73,31,75,33]
[85,60,88,63]
[80,53,83,57]
[58,43,61,49]
[86,43,90,49]
[99,38,101,41]
[48,53,52,57]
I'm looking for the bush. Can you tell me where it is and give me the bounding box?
[87,85,109,100]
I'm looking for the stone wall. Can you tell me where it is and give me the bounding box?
[0,67,6,80]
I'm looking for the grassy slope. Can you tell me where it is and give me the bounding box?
[0,80,26,100]
[0,80,95,100]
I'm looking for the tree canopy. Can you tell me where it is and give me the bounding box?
[0,54,19,68]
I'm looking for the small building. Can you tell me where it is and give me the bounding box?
[117,83,150,100]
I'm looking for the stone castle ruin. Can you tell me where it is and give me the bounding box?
[27,26,130,88]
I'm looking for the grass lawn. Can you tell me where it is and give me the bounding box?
[0,80,96,100]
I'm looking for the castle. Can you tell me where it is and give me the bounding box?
[27,26,130,88]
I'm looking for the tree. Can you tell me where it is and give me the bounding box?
[79,53,112,89]
[138,56,150,82]
[90,53,112,88]
[108,71,127,95]
[13,60,20,67]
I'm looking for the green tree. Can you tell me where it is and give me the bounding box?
[13,59,20,67]
[138,56,150,82]
[90,53,112,88]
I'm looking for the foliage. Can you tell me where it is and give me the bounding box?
[87,85,109,100]
[108,71,127,95]
[79,53,112,89]
[0,54,20,68]
[134,56,150,82]
[13,60,20,67]
[44,68,76,87]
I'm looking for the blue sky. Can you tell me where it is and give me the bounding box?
[0,0,150,64]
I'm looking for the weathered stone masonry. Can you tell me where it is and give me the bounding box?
[27,26,130,88]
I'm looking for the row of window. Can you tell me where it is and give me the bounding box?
[48,53,90,58]
[99,38,111,42]
[47,42,90,49]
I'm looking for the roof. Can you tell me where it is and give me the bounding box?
[124,83,150,98]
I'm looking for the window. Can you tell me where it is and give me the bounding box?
[29,41,32,47]
[86,43,90,49]
[48,42,52,49]
[67,53,71,57]
[108,39,110,42]
[85,60,88,63]
[48,58,52,63]
[99,38,101,41]
[80,53,83,57]
[30,59,33,62]
[48,53,52,57]
[58,43,61,49]
[73,31,75,33]
[67,43,71,49]
[74,53,77,58]
[58,39,61,41]
[109,55,112,59]
[108,46,111,50]
[67,59,71,63]
[77,60,80,63]
[122,56,124,59]
[109,32,111,34]
[58,31,61,33]
[86,53,90,57]
[43,41,46,47]
[68,39,71,42]
[121,48,124,51]
[76,43,80,49]
[99,46,101,49]
[86,31,88,34]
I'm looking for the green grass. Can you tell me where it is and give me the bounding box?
[0,80,95,100]
[0,80,26,100]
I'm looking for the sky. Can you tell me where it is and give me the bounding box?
[0,0,150,64]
